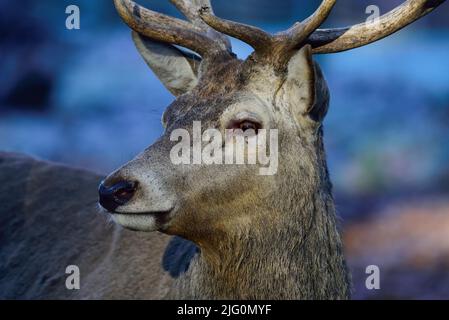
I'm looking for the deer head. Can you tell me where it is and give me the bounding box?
[98,0,445,299]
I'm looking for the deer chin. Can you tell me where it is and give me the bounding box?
[111,210,172,232]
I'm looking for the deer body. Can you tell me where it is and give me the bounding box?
[1,0,445,299]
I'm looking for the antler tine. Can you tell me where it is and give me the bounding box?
[280,0,336,49]
[197,1,336,58]
[114,0,225,57]
[198,6,273,52]
[309,0,446,54]
[170,0,210,23]
[169,0,231,51]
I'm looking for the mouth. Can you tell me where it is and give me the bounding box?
[110,209,173,231]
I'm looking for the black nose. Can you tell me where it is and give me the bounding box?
[98,180,138,212]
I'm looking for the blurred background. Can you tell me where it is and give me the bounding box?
[0,0,448,299]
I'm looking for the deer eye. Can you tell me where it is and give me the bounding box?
[240,121,258,132]
[228,120,262,134]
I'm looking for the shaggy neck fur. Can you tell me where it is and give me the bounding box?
[169,130,351,300]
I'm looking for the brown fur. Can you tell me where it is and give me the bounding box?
[1,41,352,302]
[101,46,351,299]
[0,47,352,299]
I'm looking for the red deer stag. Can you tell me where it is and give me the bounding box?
[0,0,446,299]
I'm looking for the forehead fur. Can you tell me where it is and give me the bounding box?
[163,58,246,128]
[162,53,329,130]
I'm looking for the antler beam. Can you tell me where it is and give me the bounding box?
[169,0,231,51]
[310,0,446,54]
[199,6,273,52]
[114,0,229,57]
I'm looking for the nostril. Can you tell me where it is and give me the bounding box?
[98,180,138,212]
[112,181,138,205]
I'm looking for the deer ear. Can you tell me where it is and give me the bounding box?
[280,45,330,125]
[132,32,201,96]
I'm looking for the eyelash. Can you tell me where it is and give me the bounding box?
[227,120,262,134]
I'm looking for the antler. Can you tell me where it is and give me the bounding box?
[309,0,446,54]
[199,0,445,58]
[276,0,337,51]
[198,0,336,64]
[198,6,273,52]
[113,0,231,58]
[115,0,446,63]
[169,0,231,51]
